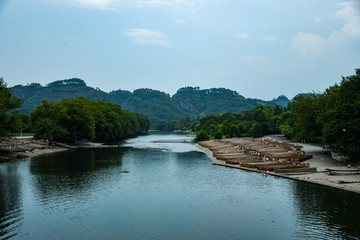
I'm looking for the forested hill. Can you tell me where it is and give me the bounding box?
[110,88,289,124]
[109,88,187,124]
[11,78,114,114]
[11,78,290,125]
[172,87,284,116]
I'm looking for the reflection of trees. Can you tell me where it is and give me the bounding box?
[30,148,127,203]
[291,181,360,239]
[0,164,23,239]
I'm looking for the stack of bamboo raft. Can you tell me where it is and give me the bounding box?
[198,137,316,174]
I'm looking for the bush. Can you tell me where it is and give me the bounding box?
[214,130,223,139]
[194,130,210,142]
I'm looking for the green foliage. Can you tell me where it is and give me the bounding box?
[18,113,32,133]
[11,78,115,114]
[0,78,24,136]
[273,69,359,160]
[220,115,238,137]
[249,122,263,138]
[192,105,286,140]
[111,88,186,127]
[12,80,289,128]
[292,93,322,142]
[317,69,360,159]
[31,97,150,143]
[279,124,294,139]
[172,87,284,117]
[194,130,210,142]
[175,116,191,131]
[214,130,223,139]
[275,111,296,139]
[47,78,86,87]
[30,99,69,143]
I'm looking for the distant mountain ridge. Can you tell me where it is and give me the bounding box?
[11,78,290,125]
[172,87,279,116]
[11,78,114,114]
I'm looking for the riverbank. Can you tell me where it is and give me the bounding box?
[0,137,125,161]
[197,135,360,194]
[0,137,68,161]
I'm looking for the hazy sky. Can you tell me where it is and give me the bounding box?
[0,0,359,100]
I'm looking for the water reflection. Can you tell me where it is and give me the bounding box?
[1,133,360,239]
[29,148,127,207]
[291,182,360,239]
[0,164,23,240]
[124,133,199,153]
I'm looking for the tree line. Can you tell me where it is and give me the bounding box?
[191,69,359,160]
[0,78,150,143]
[1,69,359,159]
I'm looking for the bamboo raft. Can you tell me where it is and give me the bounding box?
[198,137,316,174]
[325,169,360,176]
[337,180,360,184]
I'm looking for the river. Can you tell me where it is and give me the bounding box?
[0,133,359,240]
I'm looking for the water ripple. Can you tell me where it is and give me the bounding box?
[0,208,23,240]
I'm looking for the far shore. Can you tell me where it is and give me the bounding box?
[0,137,124,161]
[196,135,360,194]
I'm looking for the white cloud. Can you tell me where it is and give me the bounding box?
[313,16,322,24]
[234,33,250,39]
[291,32,324,58]
[329,1,360,39]
[242,56,268,62]
[72,0,120,10]
[135,0,195,8]
[55,0,195,10]
[171,16,186,24]
[263,36,277,42]
[291,1,360,58]
[125,28,170,46]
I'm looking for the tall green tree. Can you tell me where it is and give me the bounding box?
[319,69,360,159]
[0,78,23,136]
[30,99,68,143]
[60,97,96,142]
[31,97,150,143]
[292,93,322,142]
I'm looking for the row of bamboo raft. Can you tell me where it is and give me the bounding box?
[198,137,316,174]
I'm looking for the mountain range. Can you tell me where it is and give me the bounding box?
[11,78,290,126]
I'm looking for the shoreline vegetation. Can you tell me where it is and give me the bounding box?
[197,135,360,194]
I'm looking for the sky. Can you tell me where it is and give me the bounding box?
[0,0,359,100]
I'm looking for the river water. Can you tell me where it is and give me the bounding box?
[0,133,359,240]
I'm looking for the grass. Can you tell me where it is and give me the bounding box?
[12,133,34,137]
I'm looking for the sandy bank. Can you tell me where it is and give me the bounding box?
[197,136,360,194]
[20,146,69,158]
[0,137,123,161]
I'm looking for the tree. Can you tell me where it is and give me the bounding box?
[249,122,263,137]
[0,78,23,136]
[292,93,322,142]
[60,97,96,142]
[220,114,238,137]
[319,69,360,159]
[194,130,210,142]
[214,130,223,139]
[275,111,296,139]
[31,97,150,143]
[30,99,68,143]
